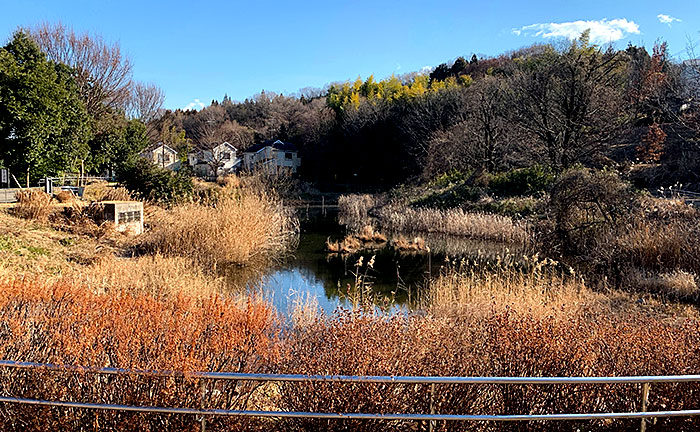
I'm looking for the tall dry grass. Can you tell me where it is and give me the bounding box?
[338,194,382,231]
[140,193,298,269]
[82,181,133,202]
[0,277,279,431]
[422,256,588,316]
[379,206,530,243]
[70,254,228,297]
[13,190,53,222]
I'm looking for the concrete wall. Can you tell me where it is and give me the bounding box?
[102,201,144,235]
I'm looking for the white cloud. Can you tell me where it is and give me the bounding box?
[419,65,432,74]
[513,18,640,44]
[183,98,205,111]
[657,14,681,26]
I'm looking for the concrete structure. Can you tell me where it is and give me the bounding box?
[242,140,301,174]
[188,142,241,177]
[142,143,181,171]
[102,201,144,235]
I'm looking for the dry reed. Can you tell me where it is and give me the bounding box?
[390,235,428,252]
[70,254,228,297]
[379,206,530,243]
[338,194,382,231]
[140,192,298,269]
[82,181,133,202]
[13,190,53,222]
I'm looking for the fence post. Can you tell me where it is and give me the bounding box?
[640,382,650,432]
[429,383,435,432]
[200,379,207,432]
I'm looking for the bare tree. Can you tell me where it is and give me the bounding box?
[464,75,510,171]
[185,105,254,175]
[29,22,133,116]
[128,82,165,124]
[506,34,626,170]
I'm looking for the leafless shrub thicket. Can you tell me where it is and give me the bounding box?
[0,278,279,432]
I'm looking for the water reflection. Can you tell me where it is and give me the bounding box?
[232,208,526,315]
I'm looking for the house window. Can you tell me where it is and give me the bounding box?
[222,152,231,161]
[285,152,293,160]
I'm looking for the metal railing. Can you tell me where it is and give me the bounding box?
[2,360,700,431]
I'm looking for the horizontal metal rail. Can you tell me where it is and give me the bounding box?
[2,360,700,384]
[2,360,700,428]
[1,396,700,422]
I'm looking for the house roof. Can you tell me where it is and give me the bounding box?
[146,142,178,154]
[215,141,237,152]
[244,139,298,153]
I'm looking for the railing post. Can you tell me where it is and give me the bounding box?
[640,382,650,432]
[429,383,435,432]
[200,379,207,432]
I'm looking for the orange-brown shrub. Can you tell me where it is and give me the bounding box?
[0,278,279,431]
[277,308,700,432]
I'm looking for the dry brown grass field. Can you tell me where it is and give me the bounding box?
[2,177,700,431]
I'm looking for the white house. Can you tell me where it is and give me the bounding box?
[188,142,241,177]
[242,140,301,174]
[142,143,181,171]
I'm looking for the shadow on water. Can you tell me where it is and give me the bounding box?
[226,207,527,316]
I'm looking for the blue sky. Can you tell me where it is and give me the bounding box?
[2,0,698,110]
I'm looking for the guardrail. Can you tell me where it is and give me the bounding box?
[0,187,43,203]
[1,360,700,431]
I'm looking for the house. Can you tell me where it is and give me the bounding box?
[188,142,241,177]
[142,143,181,171]
[242,140,301,174]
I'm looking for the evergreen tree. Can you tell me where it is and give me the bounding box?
[0,31,90,185]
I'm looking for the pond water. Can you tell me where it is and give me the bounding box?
[239,207,524,315]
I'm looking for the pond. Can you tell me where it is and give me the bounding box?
[239,207,525,315]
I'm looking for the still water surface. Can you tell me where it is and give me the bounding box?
[242,208,521,315]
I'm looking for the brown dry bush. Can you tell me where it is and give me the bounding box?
[627,269,699,301]
[543,169,700,294]
[276,306,700,432]
[13,190,53,222]
[0,278,279,431]
[82,181,133,202]
[53,190,75,203]
[614,201,700,275]
[140,193,298,269]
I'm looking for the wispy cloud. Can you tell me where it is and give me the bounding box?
[183,98,205,111]
[513,18,640,44]
[657,14,681,26]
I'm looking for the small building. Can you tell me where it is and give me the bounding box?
[188,142,241,177]
[142,143,181,171]
[102,201,144,235]
[242,140,301,174]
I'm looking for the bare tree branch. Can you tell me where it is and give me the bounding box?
[29,21,133,117]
